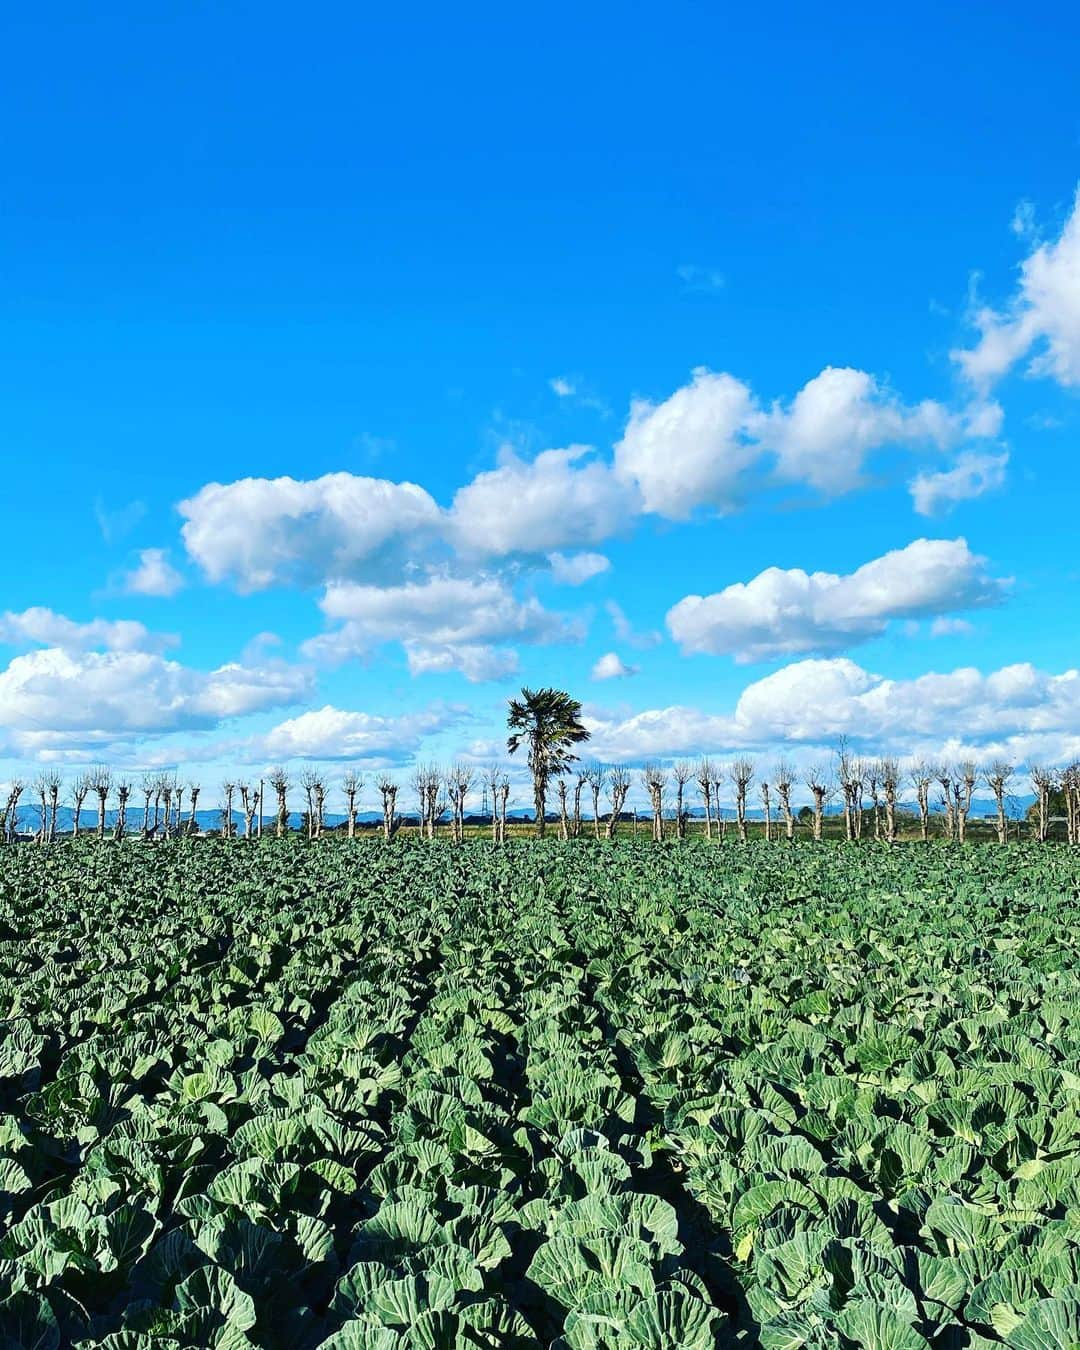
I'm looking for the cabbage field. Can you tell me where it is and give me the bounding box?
[2,839,1080,1348]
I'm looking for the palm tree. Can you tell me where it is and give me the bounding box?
[507,687,590,838]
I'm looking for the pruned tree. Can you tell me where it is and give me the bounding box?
[2,780,24,843]
[187,782,201,837]
[140,773,155,840]
[174,782,185,838]
[864,763,882,841]
[805,764,828,843]
[237,783,253,839]
[585,764,605,840]
[447,763,474,844]
[299,768,317,840]
[909,761,932,842]
[672,760,692,841]
[485,765,511,844]
[376,774,400,841]
[71,774,90,839]
[556,778,570,841]
[219,781,233,841]
[986,759,1013,845]
[710,761,727,840]
[91,766,112,842]
[731,758,754,844]
[774,758,795,842]
[572,770,588,839]
[506,687,591,839]
[955,759,977,844]
[411,763,433,840]
[760,779,772,843]
[697,756,715,841]
[836,740,863,841]
[270,767,290,837]
[45,771,61,844]
[605,765,630,839]
[935,764,955,841]
[880,757,900,845]
[114,779,131,841]
[1063,762,1080,847]
[1030,764,1053,843]
[33,773,48,845]
[256,778,264,838]
[641,762,667,842]
[343,769,361,839]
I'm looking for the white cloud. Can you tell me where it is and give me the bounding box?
[666,538,1007,663]
[303,573,580,680]
[606,600,662,650]
[930,616,975,638]
[550,377,576,397]
[0,648,312,758]
[549,551,611,586]
[260,704,465,763]
[591,651,638,680]
[0,607,175,654]
[448,446,637,556]
[909,449,1009,517]
[179,473,442,590]
[584,656,1080,767]
[614,368,757,518]
[751,366,968,496]
[122,547,185,597]
[405,644,519,683]
[954,187,1080,390]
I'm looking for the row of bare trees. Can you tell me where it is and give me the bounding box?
[3,752,1079,846]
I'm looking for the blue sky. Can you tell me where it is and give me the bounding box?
[2,2,1080,802]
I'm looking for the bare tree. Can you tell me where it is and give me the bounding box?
[343,769,361,839]
[556,778,570,841]
[187,782,201,837]
[485,766,511,844]
[986,759,1013,845]
[805,764,828,842]
[864,763,882,841]
[1063,763,1080,847]
[299,768,317,840]
[139,773,155,840]
[605,765,631,839]
[447,763,474,844]
[774,759,795,842]
[731,758,754,843]
[270,767,290,837]
[2,780,25,843]
[697,757,715,841]
[114,779,131,840]
[909,761,932,842]
[760,779,772,843]
[585,764,605,840]
[880,758,900,844]
[837,740,863,841]
[256,778,264,838]
[1030,765,1053,844]
[33,773,48,845]
[935,764,955,841]
[954,759,977,844]
[71,773,90,839]
[710,761,727,840]
[45,771,61,844]
[174,782,185,837]
[641,762,667,842]
[672,760,692,840]
[220,781,234,841]
[572,770,588,839]
[376,775,400,841]
[91,766,112,841]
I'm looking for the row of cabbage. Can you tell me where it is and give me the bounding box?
[1,839,1079,1346]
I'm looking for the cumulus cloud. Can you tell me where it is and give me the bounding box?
[122,547,185,597]
[930,616,975,638]
[260,704,466,762]
[613,365,997,517]
[591,651,638,680]
[0,648,312,758]
[666,538,1006,663]
[585,656,1080,767]
[179,473,442,590]
[909,450,1009,517]
[954,187,1080,390]
[550,377,575,397]
[303,573,580,681]
[548,551,611,586]
[0,607,176,654]
[448,446,638,556]
[614,368,757,518]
